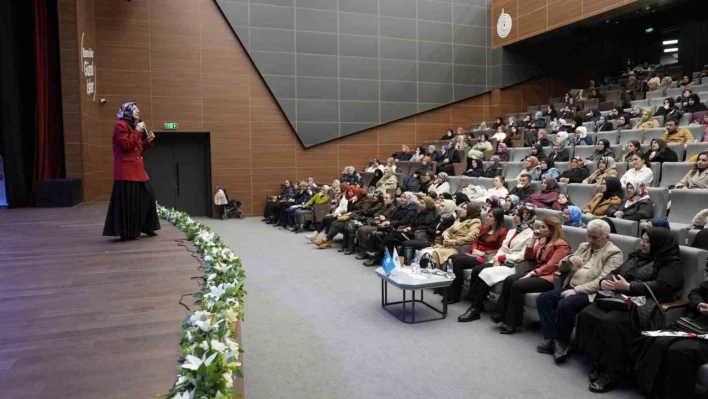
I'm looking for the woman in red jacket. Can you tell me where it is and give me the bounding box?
[446,208,508,304]
[492,216,570,334]
[103,102,160,241]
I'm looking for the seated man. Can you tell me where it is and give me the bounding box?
[508,173,535,202]
[535,219,623,363]
[661,118,694,145]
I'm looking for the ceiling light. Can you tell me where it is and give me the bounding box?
[663,40,678,45]
[664,48,679,53]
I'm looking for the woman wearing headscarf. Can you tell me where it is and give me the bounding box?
[436,145,461,176]
[534,129,550,147]
[594,116,613,132]
[463,159,484,177]
[394,145,412,161]
[555,130,571,147]
[633,107,660,130]
[440,129,455,141]
[630,106,642,119]
[549,141,569,162]
[646,138,678,164]
[446,208,508,304]
[475,121,488,131]
[523,177,562,210]
[400,199,458,255]
[316,188,371,249]
[618,140,641,163]
[683,93,708,114]
[620,152,653,186]
[582,177,623,216]
[368,169,384,190]
[491,142,509,162]
[491,216,570,334]
[562,205,583,227]
[354,193,398,259]
[427,145,440,163]
[582,157,618,186]
[491,117,505,130]
[103,102,160,241]
[458,205,536,321]
[586,138,615,163]
[576,228,684,393]
[376,167,399,194]
[508,126,522,142]
[585,108,602,123]
[508,116,517,128]
[558,156,590,184]
[306,184,355,242]
[616,114,633,130]
[485,196,502,213]
[484,156,504,178]
[362,193,434,266]
[532,111,547,129]
[540,159,560,180]
[518,156,540,181]
[654,97,682,120]
[572,126,593,146]
[454,192,470,206]
[422,203,483,269]
[428,172,450,195]
[608,180,654,221]
[676,151,708,189]
[468,133,493,160]
[340,166,362,186]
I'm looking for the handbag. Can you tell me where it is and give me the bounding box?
[595,291,633,312]
[675,317,708,335]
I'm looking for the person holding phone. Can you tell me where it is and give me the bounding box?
[103,102,159,242]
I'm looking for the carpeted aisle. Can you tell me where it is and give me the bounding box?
[201,217,642,399]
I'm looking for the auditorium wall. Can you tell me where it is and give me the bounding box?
[57,0,568,216]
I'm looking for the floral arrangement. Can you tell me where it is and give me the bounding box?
[157,205,246,399]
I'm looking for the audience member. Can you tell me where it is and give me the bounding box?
[519,157,540,180]
[630,106,642,119]
[340,166,362,186]
[583,157,618,186]
[446,208,508,304]
[491,117,505,130]
[562,205,584,227]
[492,216,570,334]
[634,108,660,130]
[291,185,330,233]
[354,193,397,259]
[535,130,551,147]
[425,203,483,269]
[530,144,547,163]
[654,97,683,120]
[361,192,420,266]
[485,176,508,200]
[458,206,535,322]
[493,142,510,162]
[595,116,613,132]
[441,129,455,141]
[549,141,570,162]
[675,151,708,189]
[427,145,440,162]
[376,168,398,194]
[468,134,493,160]
[544,105,558,120]
[620,152,653,186]
[536,219,623,363]
[400,199,458,255]
[273,181,311,227]
[576,228,684,393]
[683,94,707,114]
[316,188,372,249]
[523,177,562,210]
[428,172,450,195]
[560,157,590,184]
[586,139,615,163]
[306,184,355,241]
[647,217,671,229]
[409,146,426,162]
[582,177,623,216]
[585,108,601,123]
[646,138,679,163]
[573,127,593,146]
[540,159,560,180]
[677,88,693,108]
[484,156,504,178]
[436,146,461,176]
[661,118,695,144]
[616,115,633,130]
[609,180,654,221]
[485,196,502,213]
[463,158,484,178]
[509,174,535,201]
[618,140,641,162]
[263,180,293,220]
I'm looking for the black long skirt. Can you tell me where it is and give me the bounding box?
[103,180,161,239]
[576,303,638,376]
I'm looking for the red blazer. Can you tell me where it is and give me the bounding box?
[112,120,152,182]
[524,238,570,282]
[465,225,508,263]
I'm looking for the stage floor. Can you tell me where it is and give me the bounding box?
[0,203,199,399]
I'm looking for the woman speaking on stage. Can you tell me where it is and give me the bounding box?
[103,102,160,241]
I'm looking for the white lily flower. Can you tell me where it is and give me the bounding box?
[181,352,218,371]
[189,310,212,323]
[173,389,194,399]
[208,285,226,301]
[223,371,234,388]
[210,339,227,353]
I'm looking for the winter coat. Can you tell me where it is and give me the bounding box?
[608,198,655,221]
[582,193,622,216]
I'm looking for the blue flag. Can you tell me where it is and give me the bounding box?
[382,248,396,275]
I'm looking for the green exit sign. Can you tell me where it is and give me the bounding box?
[645,27,654,33]
[164,122,178,130]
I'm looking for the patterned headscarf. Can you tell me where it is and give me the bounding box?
[437,172,449,182]
[117,102,137,125]
[625,179,650,207]
[403,191,419,206]
[496,142,508,154]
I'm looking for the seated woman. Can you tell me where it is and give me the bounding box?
[436,146,461,176]
[616,114,633,130]
[424,203,482,270]
[540,159,560,180]
[504,195,520,216]
[646,138,678,164]
[384,157,397,173]
[531,111,547,130]
[572,127,593,146]
[595,116,613,132]
[403,156,433,192]
[446,208,508,304]
[529,144,547,163]
[582,177,623,217]
[549,141,570,162]
[419,171,436,193]
[362,192,422,266]
[463,158,484,177]
[633,108,660,130]
[485,176,508,201]
[585,108,601,123]
[629,106,642,119]
[291,185,330,233]
[677,88,693,109]
[409,146,426,162]
[400,199,458,255]
[608,180,654,222]
[544,104,558,120]
[683,93,708,114]
[523,177,562,210]
[586,139,615,164]
[492,125,507,144]
[559,157,590,184]
[275,181,311,227]
[394,145,413,161]
[576,228,684,393]
[518,156,540,181]
[508,126,522,142]
[306,184,355,242]
[675,151,708,189]
[654,97,683,120]
[427,145,440,162]
[354,193,398,259]
[491,117,505,130]
[484,156,504,178]
[583,157,618,186]
[428,172,450,195]
[491,216,570,334]
[468,133,493,160]
[340,166,362,186]
[492,142,510,162]
[562,205,584,227]
[339,191,384,254]
[376,167,399,194]
[617,140,641,163]
[620,152,653,186]
[315,188,371,249]
[635,279,708,398]
[263,179,294,221]
[440,129,455,141]
[535,130,551,147]
[485,196,502,213]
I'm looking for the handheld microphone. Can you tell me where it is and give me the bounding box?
[138,119,148,139]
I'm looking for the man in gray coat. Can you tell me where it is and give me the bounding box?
[535,219,624,363]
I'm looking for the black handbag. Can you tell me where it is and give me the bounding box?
[595,291,633,312]
[675,317,708,335]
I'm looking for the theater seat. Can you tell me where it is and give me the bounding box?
[511,148,531,162]
[619,129,646,146]
[567,184,599,211]
[596,131,619,145]
[448,176,461,194]
[660,162,694,188]
[644,128,666,144]
[502,162,526,179]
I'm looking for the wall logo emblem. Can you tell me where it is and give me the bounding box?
[497,9,512,39]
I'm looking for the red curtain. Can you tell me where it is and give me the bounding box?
[32,0,65,188]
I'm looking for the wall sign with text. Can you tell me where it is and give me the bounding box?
[497,9,512,39]
[81,32,96,101]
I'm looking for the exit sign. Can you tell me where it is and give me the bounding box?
[645,27,654,33]
[164,122,178,130]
